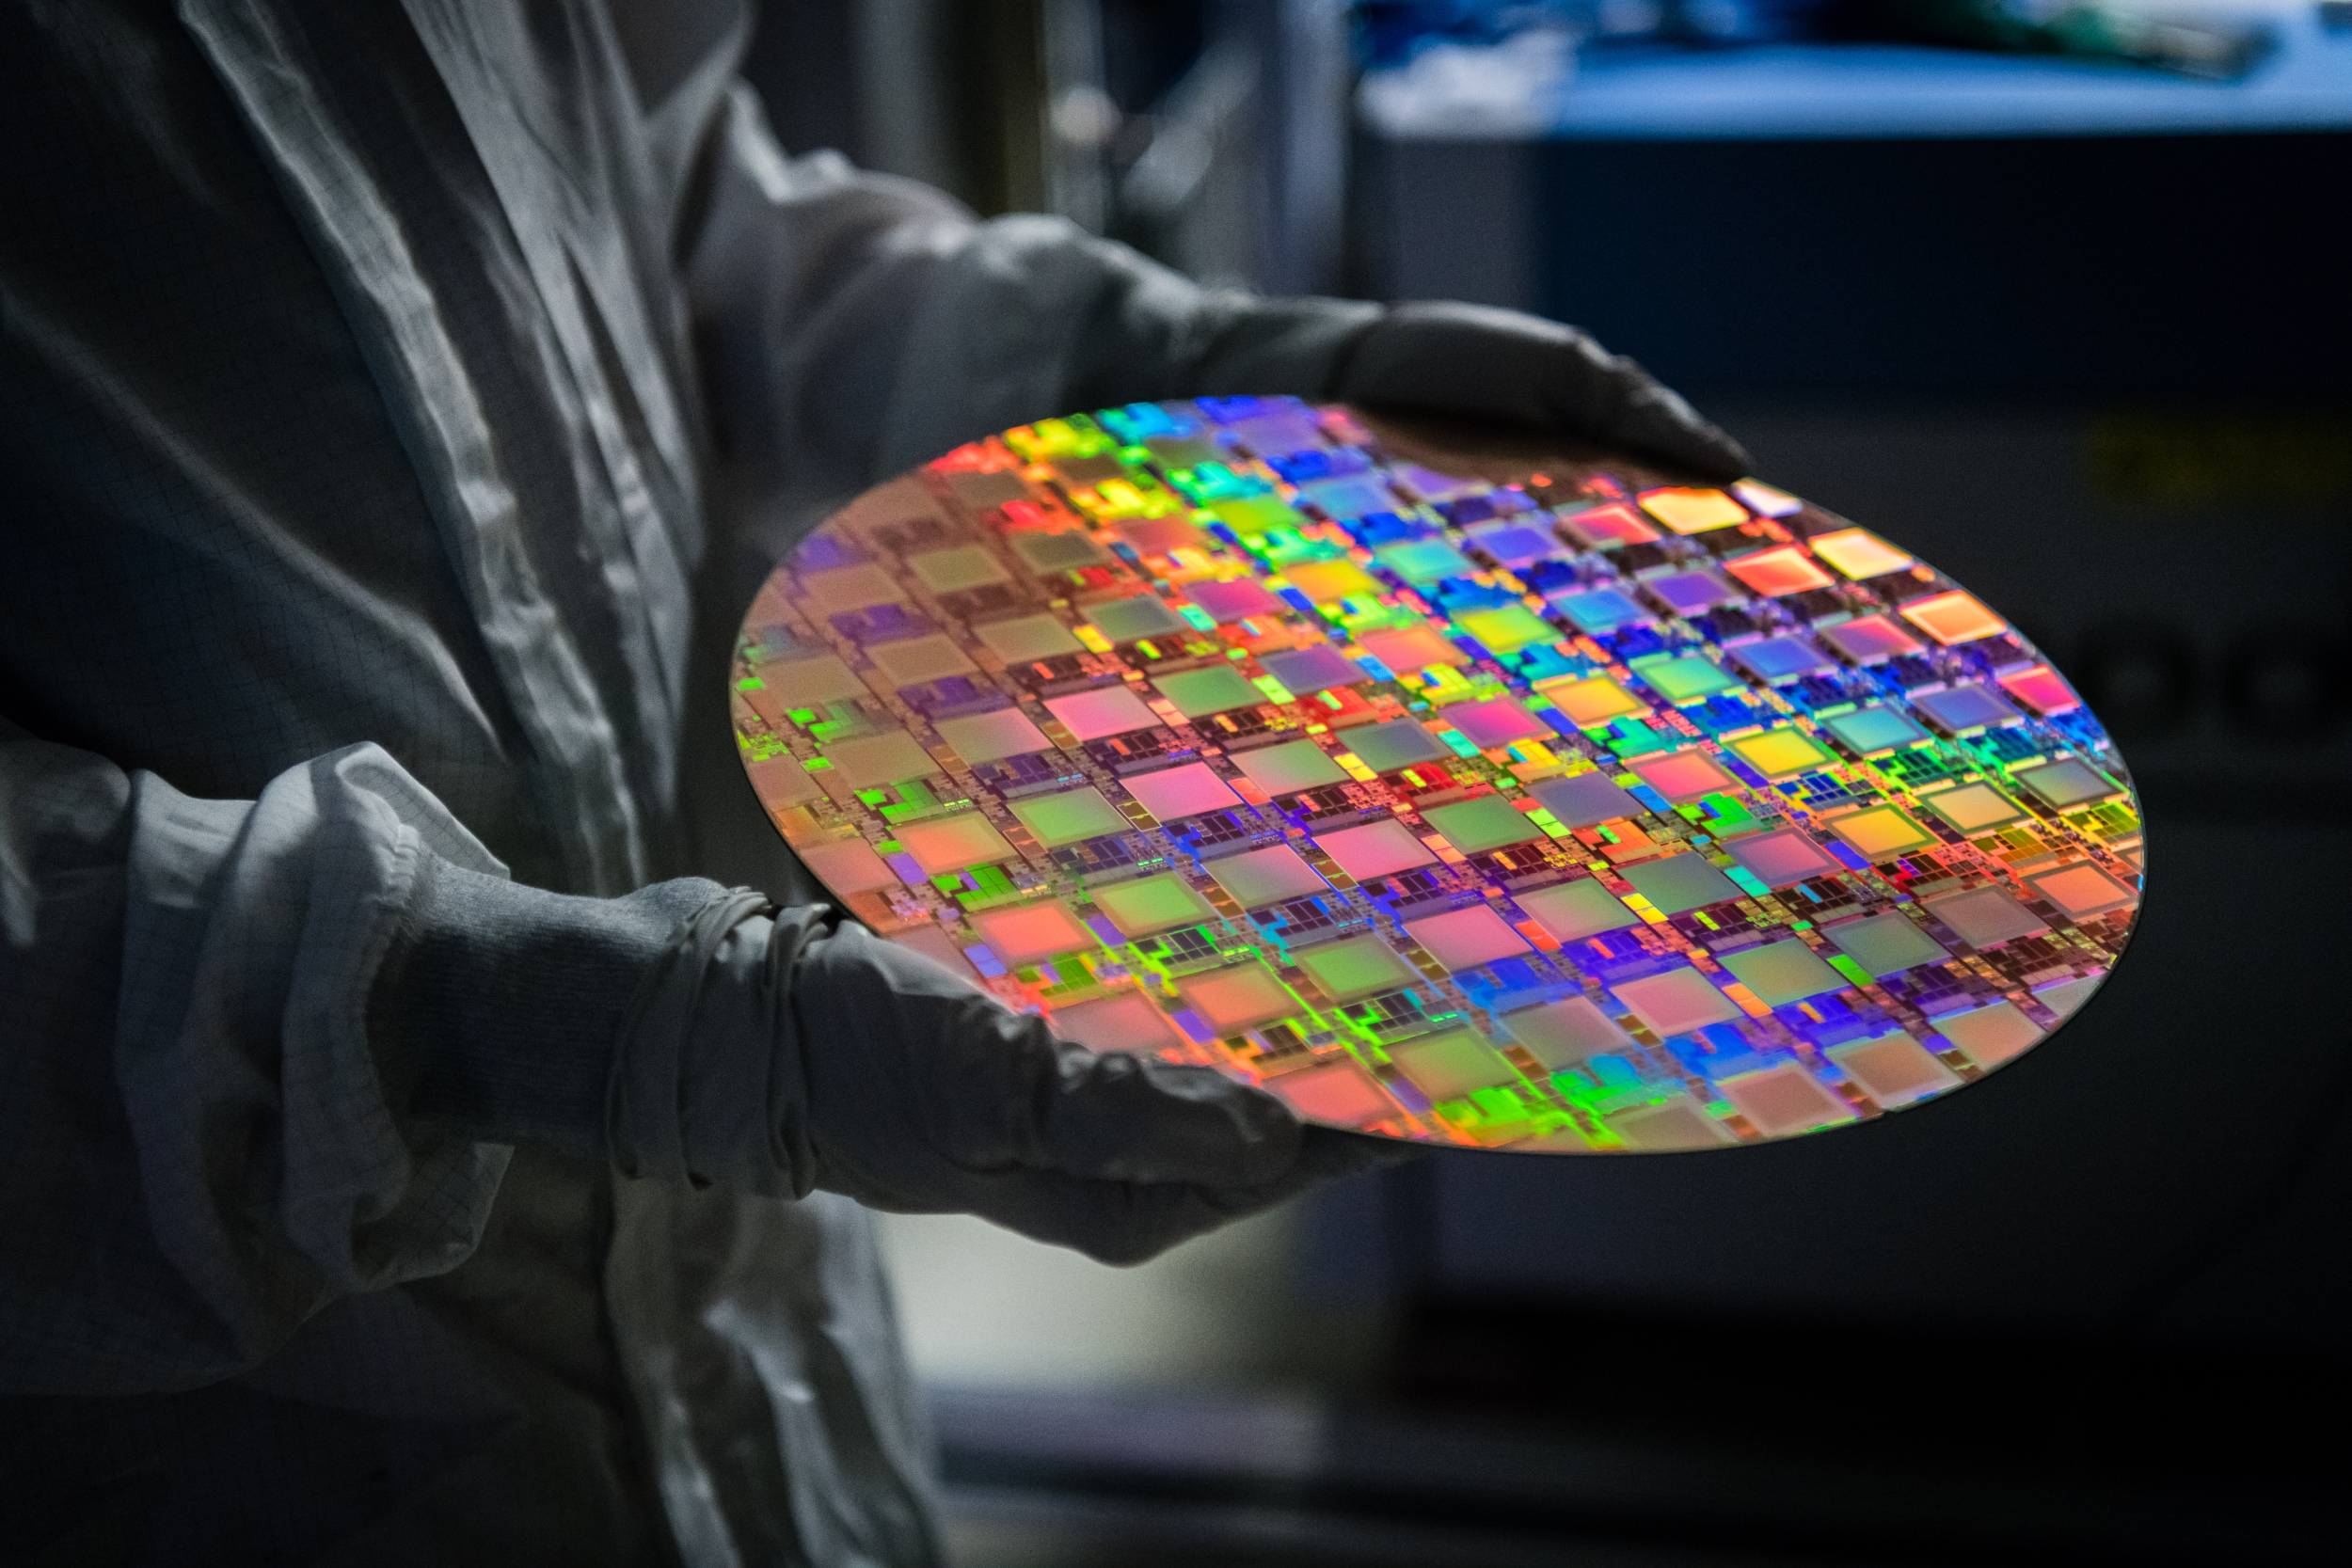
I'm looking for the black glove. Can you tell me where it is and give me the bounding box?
[1331,300,1751,482]
[386,865,1414,1266]
[1057,234,1744,480]
[612,894,1411,1264]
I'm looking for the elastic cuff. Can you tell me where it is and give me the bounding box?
[373,859,733,1160]
[603,887,805,1196]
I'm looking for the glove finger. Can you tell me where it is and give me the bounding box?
[956,1126,1425,1266]
[1336,301,1749,483]
[797,922,1307,1191]
[1289,1124,1431,1181]
[1567,354,1753,483]
[1334,300,1565,426]
[959,1167,1266,1265]
[1033,1049,1303,1189]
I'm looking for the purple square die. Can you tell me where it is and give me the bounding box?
[1727,827,1842,888]
[1912,683,2024,735]
[1729,636,1832,684]
[1258,643,1370,694]
[1644,570,1738,618]
[1297,475,1397,520]
[1439,698,1555,751]
[1554,587,1652,635]
[1528,772,1642,828]
[1185,578,1285,624]
[1468,523,1561,567]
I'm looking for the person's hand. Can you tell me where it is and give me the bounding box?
[612,897,1417,1265]
[1332,300,1751,482]
[788,914,1406,1262]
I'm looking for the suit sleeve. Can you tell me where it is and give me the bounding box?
[678,84,1382,519]
[0,721,521,1394]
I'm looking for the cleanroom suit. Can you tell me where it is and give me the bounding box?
[0,0,1747,1562]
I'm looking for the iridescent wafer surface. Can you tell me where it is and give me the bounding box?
[732,398,2141,1152]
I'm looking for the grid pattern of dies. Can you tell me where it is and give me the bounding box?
[733,398,2143,1153]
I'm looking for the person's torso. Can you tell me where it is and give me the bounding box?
[0,0,710,896]
[0,4,937,1562]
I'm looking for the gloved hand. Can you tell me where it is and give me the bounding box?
[389,866,1415,1265]
[614,895,1408,1264]
[1329,301,1752,483]
[1057,241,1746,483]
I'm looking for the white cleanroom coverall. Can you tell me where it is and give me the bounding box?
[0,0,1745,1561]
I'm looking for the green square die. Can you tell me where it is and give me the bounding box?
[1821,705,1927,757]
[1375,540,1473,585]
[1823,912,1951,977]
[907,545,1009,594]
[1233,738,1348,796]
[1421,796,1545,855]
[1152,664,1264,719]
[1010,786,1128,847]
[1086,595,1190,642]
[1335,719,1450,773]
[1633,654,1740,705]
[975,614,1084,664]
[1091,873,1216,938]
[1295,935,1417,1002]
[1719,938,1846,1007]
[1388,1029,1520,1104]
[1211,495,1307,534]
[1620,853,1741,917]
[1456,603,1555,655]
[1518,879,1640,942]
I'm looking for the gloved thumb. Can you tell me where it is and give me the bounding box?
[789,918,1305,1193]
[959,1123,1430,1266]
[1033,1048,1304,1188]
[1333,300,1751,482]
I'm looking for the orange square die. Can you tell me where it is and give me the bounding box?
[1286,560,1379,603]
[1046,990,1184,1055]
[1899,590,2005,645]
[1719,1062,1856,1135]
[1266,1060,1397,1129]
[1357,625,1470,673]
[1807,527,1912,579]
[1546,674,1645,727]
[1724,546,1834,597]
[2027,862,2137,919]
[970,901,1098,966]
[1997,664,2081,716]
[1405,905,1533,972]
[746,754,824,810]
[1317,819,1439,881]
[1558,502,1659,547]
[1637,486,1747,534]
[1044,686,1159,740]
[1630,748,1738,803]
[799,837,900,894]
[898,814,1016,875]
[1178,964,1300,1033]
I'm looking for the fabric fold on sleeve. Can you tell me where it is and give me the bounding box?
[3,721,501,1394]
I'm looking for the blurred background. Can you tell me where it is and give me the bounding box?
[742,5,2351,1563]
